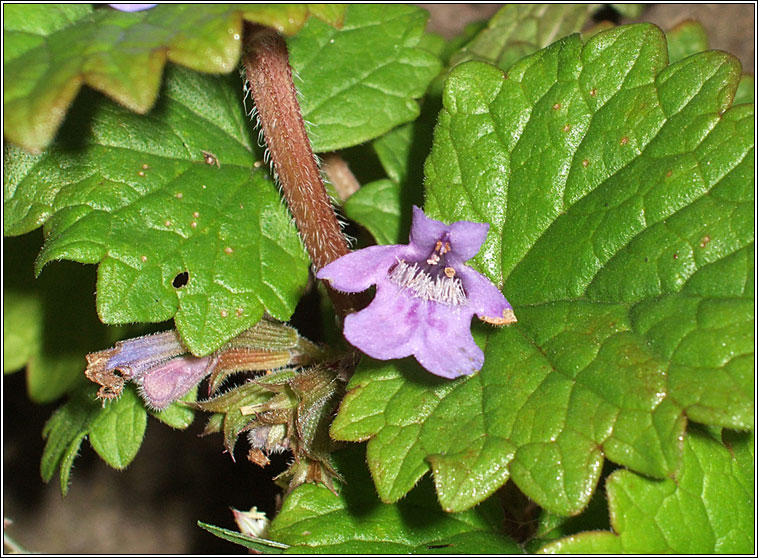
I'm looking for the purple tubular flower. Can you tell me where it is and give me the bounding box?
[85,330,214,409]
[317,206,516,379]
[135,354,214,410]
[108,4,157,12]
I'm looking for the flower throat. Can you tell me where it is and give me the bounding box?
[388,238,466,306]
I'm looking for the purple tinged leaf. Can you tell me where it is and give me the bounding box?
[317,206,517,379]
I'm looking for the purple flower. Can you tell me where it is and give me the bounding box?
[84,319,325,409]
[108,4,157,12]
[317,206,516,379]
[85,330,214,410]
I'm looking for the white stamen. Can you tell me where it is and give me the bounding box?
[388,260,466,306]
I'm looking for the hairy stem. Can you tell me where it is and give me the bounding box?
[243,24,364,317]
[322,152,361,201]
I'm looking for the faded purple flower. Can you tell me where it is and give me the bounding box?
[84,319,325,409]
[85,330,214,410]
[317,206,516,379]
[108,4,157,12]
[135,355,214,410]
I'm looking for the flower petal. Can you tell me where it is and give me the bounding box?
[317,245,407,293]
[342,281,416,359]
[408,205,450,254]
[108,4,157,11]
[105,330,186,379]
[458,267,517,325]
[345,282,483,378]
[448,220,489,263]
[412,304,483,378]
[136,355,213,410]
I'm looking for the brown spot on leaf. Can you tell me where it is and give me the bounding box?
[202,150,221,168]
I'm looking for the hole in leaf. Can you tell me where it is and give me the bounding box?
[173,271,190,288]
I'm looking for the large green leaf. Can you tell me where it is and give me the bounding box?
[267,445,522,554]
[332,24,753,515]
[539,428,754,553]
[4,65,310,356]
[3,4,346,153]
[288,4,441,152]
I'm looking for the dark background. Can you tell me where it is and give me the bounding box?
[3,4,754,554]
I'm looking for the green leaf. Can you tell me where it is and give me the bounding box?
[3,290,41,374]
[609,4,646,19]
[288,4,441,152]
[343,179,403,245]
[198,521,287,553]
[539,428,754,553]
[3,232,122,403]
[527,465,613,552]
[334,24,754,515]
[150,386,197,429]
[89,385,147,469]
[449,4,599,71]
[267,445,521,554]
[666,20,709,64]
[343,92,438,245]
[735,74,754,105]
[3,4,346,153]
[40,384,113,495]
[4,65,310,356]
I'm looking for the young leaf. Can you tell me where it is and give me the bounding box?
[449,4,598,71]
[266,445,522,554]
[40,383,157,494]
[197,521,287,554]
[40,384,102,492]
[3,4,345,153]
[88,385,147,469]
[538,428,754,553]
[333,24,753,516]
[4,66,310,357]
[288,4,441,152]
[666,20,709,64]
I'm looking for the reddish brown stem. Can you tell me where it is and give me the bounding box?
[243,24,365,317]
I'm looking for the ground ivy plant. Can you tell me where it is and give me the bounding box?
[3,4,754,554]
